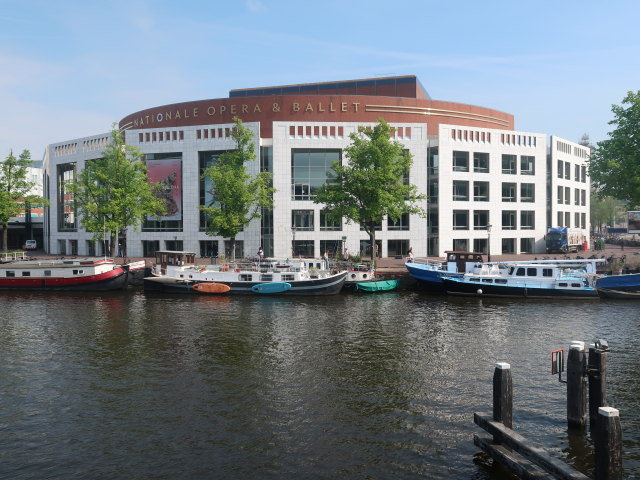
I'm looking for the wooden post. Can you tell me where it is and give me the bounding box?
[595,407,623,480]
[493,362,512,429]
[567,342,587,429]
[588,345,608,431]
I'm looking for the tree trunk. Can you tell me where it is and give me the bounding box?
[368,222,377,270]
[109,232,116,257]
[230,237,236,262]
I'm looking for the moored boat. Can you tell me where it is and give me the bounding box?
[405,251,485,289]
[442,261,602,299]
[596,273,640,299]
[0,257,129,291]
[353,279,401,292]
[143,251,347,295]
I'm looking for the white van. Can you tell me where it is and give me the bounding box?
[24,240,37,250]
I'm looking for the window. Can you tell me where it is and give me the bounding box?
[428,179,439,203]
[143,240,160,257]
[557,211,563,227]
[557,186,563,204]
[565,212,571,228]
[453,210,469,230]
[387,213,409,231]
[453,239,469,251]
[502,183,517,202]
[581,212,586,229]
[5,271,15,277]
[575,212,580,229]
[44,270,52,276]
[453,181,469,201]
[200,240,218,258]
[502,210,516,230]
[282,274,295,282]
[502,154,517,174]
[473,181,489,201]
[564,161,571,180]
[473,152,489,173]
[581,165,587,183]
[57,163,77,231]
[581,190,586,206]
[320,240,342,259]
[520,211,535,230]
[292,210,314,231]
[360,220,382,231]
[501,238,516,254]
[387,239,410,257]
[292,240,314,257]
[239,274,253,281]
[575,188,580,206]
[453,151,469,172]
[520,155,535,175]
[521,183,535,202]
[473,238,488,254]
[520,238,534,254]
[473,210,489,230]
[428,147,439,175]
[291,149,341,200]
[565,186,570,205]
[575,164,580,182]
[543,268,553,277]
[557,160,563,178]
[320,210,341,231]
[22,271,31,277]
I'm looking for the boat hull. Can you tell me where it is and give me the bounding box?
[0,268,128,291]
[442,277,599,299]
[144,271,347,295]
[405,263,462,289]
[596,273,640,299]
[353,279,401,292]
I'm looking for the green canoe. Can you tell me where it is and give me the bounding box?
[353,279,401,292]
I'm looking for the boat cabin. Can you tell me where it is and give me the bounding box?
[445,251,485,274]
[155,251,196,274]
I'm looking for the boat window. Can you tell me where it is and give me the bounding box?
[261,274,273,282]
[282,274,295,282]
[516,268,526,276]
[188,275,193,279]
[239,274,253,281]
[527,268,537,276]
[543,268,553,277]
[73,270,79,275]
[44,270,51,276]
[482,279,493,283]
[558,282,568,287]
[22,271,31,276]
[470,277,480,282]
[508,267,515,275]
[571,283,581,288]
[6,271,15,277]
[495,279,508,284]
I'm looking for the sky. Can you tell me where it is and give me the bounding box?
[1,0,638,158]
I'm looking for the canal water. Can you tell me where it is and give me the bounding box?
[0,290,638,479]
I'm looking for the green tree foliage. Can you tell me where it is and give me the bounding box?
[199,117,274,260]
[589,91,640,207]
[590,196,627,232]
[314,119,426,268]
[67,127,165,257]
[0,149,48,252]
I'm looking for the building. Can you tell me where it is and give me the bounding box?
[4,160,44,250]
[42,75,590,258]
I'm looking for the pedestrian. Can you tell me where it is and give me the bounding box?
[407,247,413,261]
[343,248,350,261]
[322,251,329,269]
[257,246,264,261]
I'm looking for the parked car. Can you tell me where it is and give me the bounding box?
[24,240,37,250]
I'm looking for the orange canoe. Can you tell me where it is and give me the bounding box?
[192,282,231,294]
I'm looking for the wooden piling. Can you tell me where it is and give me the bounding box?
[588,345,608,432]
[594,407,623,480]
[493,362,512,429]
[567,342,587,429]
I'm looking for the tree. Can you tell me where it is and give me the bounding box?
[199,117,274,261]
[314,119,426,268]
[589,91,640,207]
[0,149,48,252]
[67,127,165,257]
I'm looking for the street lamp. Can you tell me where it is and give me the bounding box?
[487,224,492,262]
[291,226,296,257]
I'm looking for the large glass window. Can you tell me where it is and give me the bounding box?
[428,147,439,175]
[520,183,535,202]
[520,238,534,254]
[474,181,489,201]
[557,186,563,204]
[502,210,516,230]
[292,210,314,231]
[520,155,535,175]
[564,161,570,180]
[387,213,409,231]
[581,165,587,183]
[453,180,469,201]
[199,240,218,258]
[320,209,341,231]
[293,240,314,258]
[473,238,488,254]
[144,153,183,232]
[473,210,489,230]
[502,183,517,202]
[557,160,563,178]
[452,151,469,172]
[520,211,535,230]
[473,152,489,173]
[502,238,516,254]
[557,211,563,227]
[387,239,410,257]
[565,186,570,205]
[502,154,517,174]
[453,210,469,230]
[428,179,439,203]
[291,149,341,200]
[142,240,160,257]
[57,163,76,232]
[453,239,469,251]
[565,212,571,227]
[575,188,580,206]
[199,150,227,230]
[320,240,342,259]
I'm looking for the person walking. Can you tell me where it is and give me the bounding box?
[257,246,264,261]
[322,251,329,269]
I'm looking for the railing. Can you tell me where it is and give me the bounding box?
[1,251,28,263]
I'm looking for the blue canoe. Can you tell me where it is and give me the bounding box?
[251,282,292,294]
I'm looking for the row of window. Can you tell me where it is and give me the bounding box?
[557,187,587,206]
[452,238,535,254]
[452,210,535,230]
[138,130,185,143]
[452,152,535,175]
[291,210,410,231]
[557,211,587,230]
[450,129,493,143]
[557,160,587,183]
[451,181,535,202]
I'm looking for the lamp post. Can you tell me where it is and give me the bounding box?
[487,224,492,262]
[291,226,296,257]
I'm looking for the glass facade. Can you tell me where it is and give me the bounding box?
[291,149,340,200]
[57,163,76,232]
